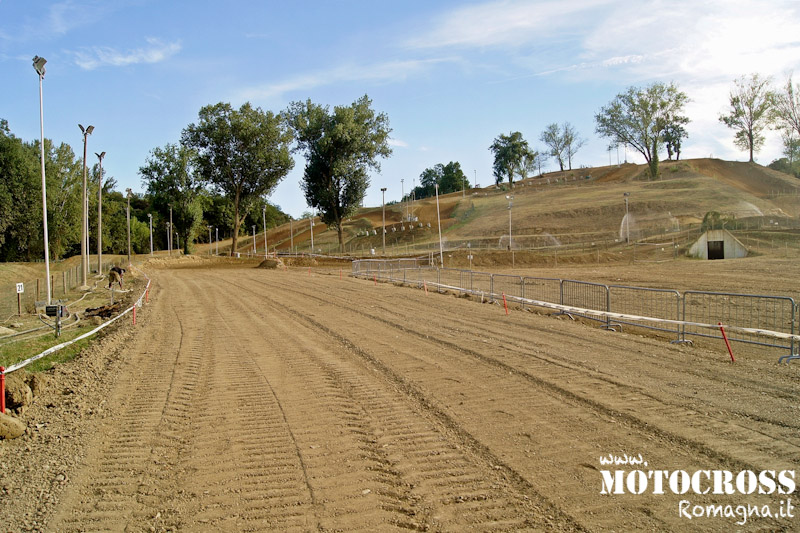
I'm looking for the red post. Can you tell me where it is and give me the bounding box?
[424,281,428,296]
[133,305,137,326]
[146,288,149,303]
[373,275,377,286]
[308,267,311,276]
[718,322,735,362]
[502,292,509,315]
[340,268,342,280]
[1,367,5,414]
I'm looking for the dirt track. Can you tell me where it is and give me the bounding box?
[5,264,800,531]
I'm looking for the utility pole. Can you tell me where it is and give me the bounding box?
[126,189,132,264]
[262,204,268,259]
[381,187,387,255]
[96,151,105,273]
[79,123,94,288]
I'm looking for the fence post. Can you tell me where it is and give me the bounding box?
[0,367,4,414]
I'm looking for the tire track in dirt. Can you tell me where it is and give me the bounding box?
[49,277,198,531]
[265,273,800,467]
[239,270,797,531]
[208,270,572,531]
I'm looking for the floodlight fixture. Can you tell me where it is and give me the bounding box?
[34,55,51,303]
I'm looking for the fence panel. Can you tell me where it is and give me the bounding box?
[560,280,611,327]
[682,291,796,356]
[470,271,493,300]
[439,269,466,293]
[522,277,562,310]
[492,275,524,307]
[609,285,681,339]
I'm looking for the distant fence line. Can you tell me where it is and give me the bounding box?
[352,259,797,362]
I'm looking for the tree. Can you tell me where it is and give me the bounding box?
[663,122,688,161]
[719,74,774,162]
[563,123,585,170]
[438,161,469,194]
[182,102,293,256]
[595,82,689,179]
[139,143,204,255]
[286,95,391,252]
[540,123,567,171]
[772,74,800,139]
[47,142,82,259]
[489,131,535,187]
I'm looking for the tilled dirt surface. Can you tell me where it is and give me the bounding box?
[2,264,799,531]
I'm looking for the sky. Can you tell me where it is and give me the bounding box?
[2,0,800,218]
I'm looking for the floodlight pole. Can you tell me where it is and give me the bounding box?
[96,151,105,273]
[33,56,52,305]
[507,195,514,267]
[168,204,173,256]
[309,213,314,253]
[215,227,218,256]
[252,224,256,255]
[435,184,444,267]
[401,179,405,221]
[126,189,132,265]
[624,192,630,244]
[290,218,294,253]
[207,225,212,255]
[381,187,387,255]
[148,214,153,255]
[262,204,268,259]
[79,123,94,288]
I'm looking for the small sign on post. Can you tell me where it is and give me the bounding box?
[16,283,23,316]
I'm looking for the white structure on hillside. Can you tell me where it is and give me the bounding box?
[688,229,748,260]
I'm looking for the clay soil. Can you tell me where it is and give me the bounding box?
[1,261,799,532]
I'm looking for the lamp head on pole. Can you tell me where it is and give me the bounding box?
[95,151,106,162]
[79,124,94,136]
[32,55,46,77]
[126,188,132,198]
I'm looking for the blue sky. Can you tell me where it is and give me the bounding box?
[3,0,799,218]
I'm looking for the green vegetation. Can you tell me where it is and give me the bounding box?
[0,324,95,373]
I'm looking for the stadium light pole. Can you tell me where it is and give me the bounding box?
[148,214,153,255]
[290,218,294,254]
[168,204,173,256]
[435,183,444,267]
[262,204,268,259]
[78,123,94,288]
[215,227,218,256]
[33,55,52,305]
[126,189,132,265]
[96,151,105,273]
[381,187,387,255]
[400,179,405,221]
[252,224,256,255]
[506,195,514,267]
[309,213,314,253]
[624,192,630,244]
[207,225,212,256]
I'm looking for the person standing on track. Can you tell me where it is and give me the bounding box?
[108,265,126,290]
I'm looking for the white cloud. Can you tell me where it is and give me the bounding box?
[239,57,458,101]
[388,138,409,148]
[406,0,612,49]
[70,38,181,70]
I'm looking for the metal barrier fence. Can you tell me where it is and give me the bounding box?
[560,280,613,329]
[351,260,799,360]
[609,286,682,339]
[681,291,796,355]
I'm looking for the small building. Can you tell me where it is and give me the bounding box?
[688,229,748,260]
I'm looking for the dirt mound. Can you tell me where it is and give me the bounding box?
[257,258,285,269]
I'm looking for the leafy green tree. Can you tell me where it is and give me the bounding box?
[595,82,689,179]
[563,123,585,170]
[719,74,774,162]
[663,123,688,161]
[182,102,294,255]
[46,141,82,259]
[286,95,391,252]
[489,131,535,187]
[139,143,204,254]
[772,74,800,140]
[540,124,568,171]
[438,161,469,194]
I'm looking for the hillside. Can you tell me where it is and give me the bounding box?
[202,158,800,258]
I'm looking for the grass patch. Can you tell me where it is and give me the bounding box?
[0,323,98,373]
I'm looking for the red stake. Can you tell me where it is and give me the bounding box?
[424,281,428,296]
[718,322,735,362]
[145,288,150,303]
[502,292,509,315]
[0,366,5,414]
[374,275,377,285]
[133,305,137,326]
[340,268,342,280]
